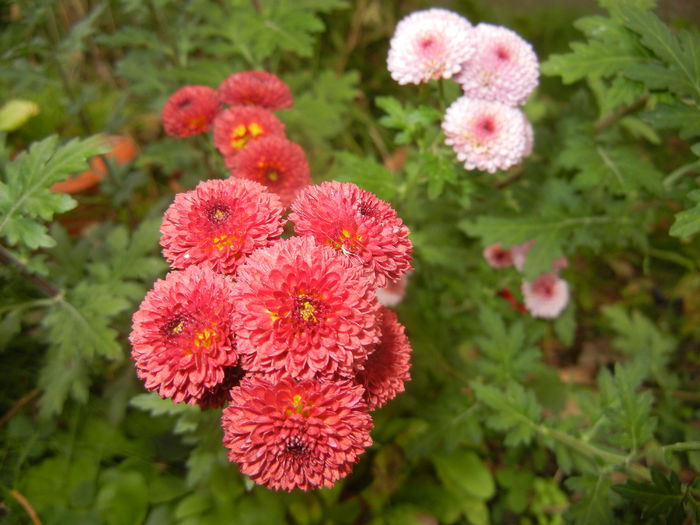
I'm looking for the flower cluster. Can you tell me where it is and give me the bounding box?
[387,9,538,173]
[134,90,414,490]
[161,70,311,206]
[484,241,570,319]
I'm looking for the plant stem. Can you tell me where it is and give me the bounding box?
[0,245,62,298]
[662,441,700,454]
[594,94,649,134]
[663,159,700,188]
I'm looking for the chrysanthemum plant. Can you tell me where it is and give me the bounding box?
[3,0,700,523]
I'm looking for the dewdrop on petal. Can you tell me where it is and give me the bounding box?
[455,23,539,106]
[443,96,530,173]
[522,272,570,319]
[387,8,475,85]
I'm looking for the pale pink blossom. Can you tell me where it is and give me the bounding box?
[442,97,530,173]
[511,240,535,272]
[387,9,475,85]
[375,273,410,307]
[483,243,513,268]
[455,23,539,106]
[522,272,569,319]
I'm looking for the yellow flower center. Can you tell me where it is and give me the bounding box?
[230,122,264,149]
[285,393,312,417]
[211,233,239,251]
[194,327,217,348]
[188,116,206,130]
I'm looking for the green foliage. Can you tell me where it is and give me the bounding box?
[613,468,694,524]
[0,135,110,249]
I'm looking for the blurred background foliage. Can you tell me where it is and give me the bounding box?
[2,0,700,524]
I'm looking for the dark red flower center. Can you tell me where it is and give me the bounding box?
[496,46,510,61]
[162,315,189,338]
[284,435,308,456]
[207,204,230,224]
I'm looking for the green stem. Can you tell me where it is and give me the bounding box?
[663,159,700,188]
[661,441,700,454]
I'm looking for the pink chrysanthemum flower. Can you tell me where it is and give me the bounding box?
[289,181,413,288]
[483,242,513,268]
[357,308,412,410]
[232,236,380,381]
[160,178,285,276]
[212,106,286,160]
[455,23,539,106]
[130,265,238,404]
[387,8,475,85]
[512,240,535,272]
[219,70,293,111]
[222,376,373,491]
[376,272,410,308]
[226,135,311,207]
[522,272,570,319]
[443,96,530,173]
[162,85,220,138]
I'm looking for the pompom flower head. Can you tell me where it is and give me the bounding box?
[160,178,286,276]
[483,242,513,268]
[388,8,475,85]
[522,272,570,319]
[213,106,285,160]
[442,96,530,173]
[232,236,380,381]
[130,265,238,404]
[222,376,373,491]
[162,85,220,138]
[226,135,311,207]
[357,307,412,410]
[219,70,293,111]
[290,181,413,288]
[455,23,539,106]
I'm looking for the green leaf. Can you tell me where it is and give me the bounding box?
[559,134,664,196]
[96,470,149,525]
[330,152,397,202]
[0,135,110,249]
[618,6,700,98]
[0,99,39,131]
[603,305,676,386]
[130,392,200,418]
[419,152,459,200]
[613,468,687,522]
[598,363,657,450]
[643,102,700,139]
[471,382,541,447]
[376,96,442,145]
[432,449,495,501]
[566,474,615,525]
[473,308,541,384]
[671,190,700,238]
[541,39,641,83]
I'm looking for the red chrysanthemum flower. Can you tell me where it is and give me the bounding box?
[226,135,311,207]
[222,376,373,491]
[232,236,380,381]
[356,307,412,411]
[212,106,286,160]
[162,85,220,138]
[160,178,286,275]
[289,182,413,288]
[197,365,246,409]
[219,70,293,111]
[130,265,238,404]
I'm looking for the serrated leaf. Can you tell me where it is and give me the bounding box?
[618,6,700,98]
[130,392,199,417]
[613,468,686,521]
[541,39,641,83]
[643,102,700,139]
[471,382,541,447]
[559,134,664,195]
[566,475,615,525]
[37,348,90,419]
[670,189,700,238]
[0,135,110,249]
[376,96,442,145]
